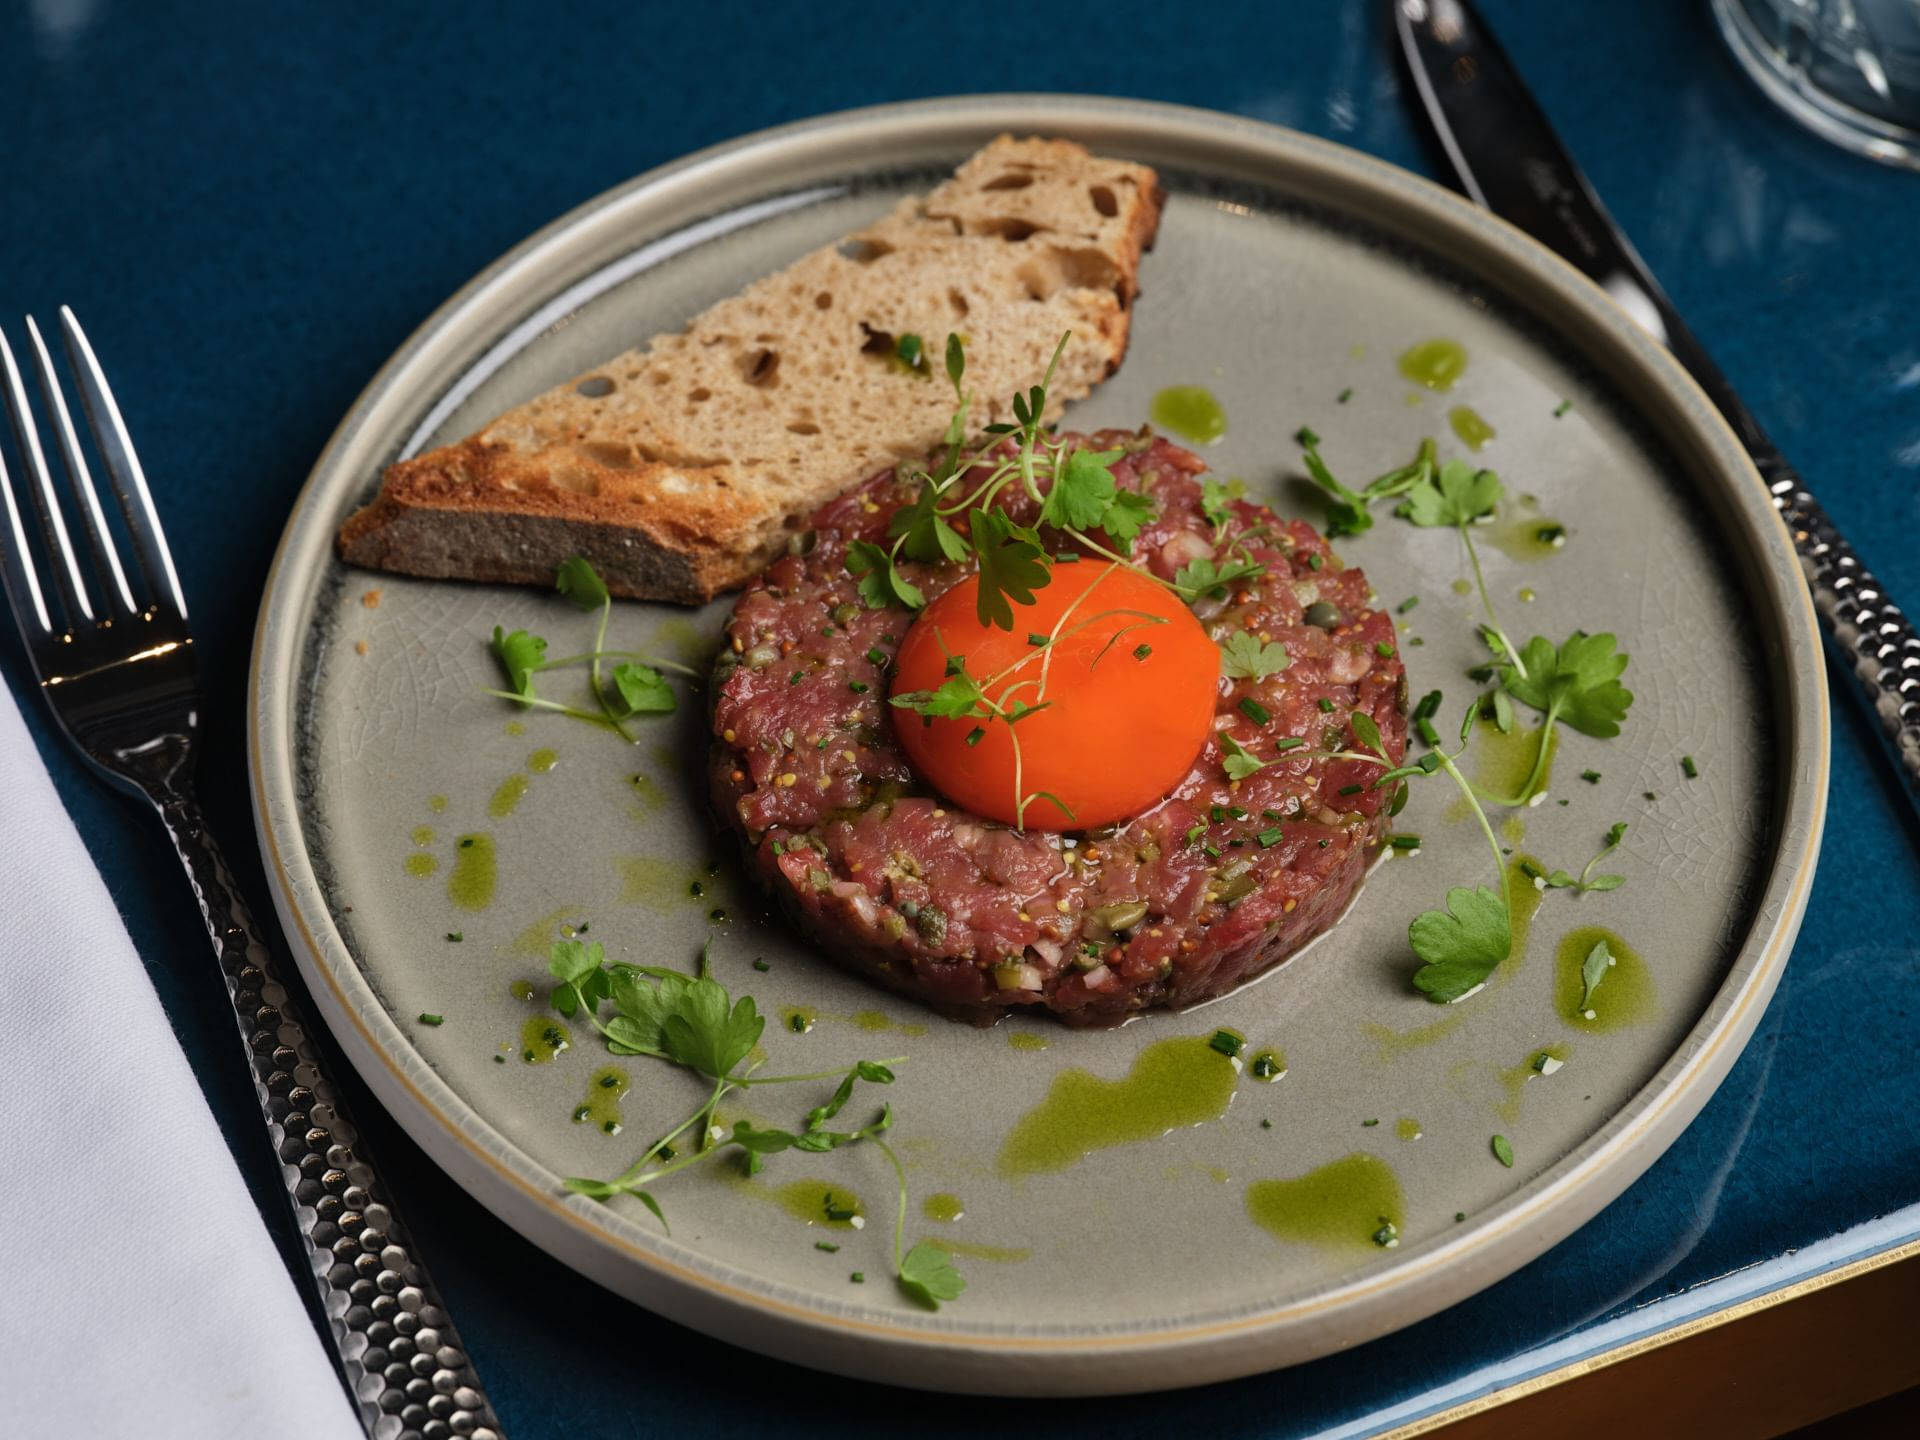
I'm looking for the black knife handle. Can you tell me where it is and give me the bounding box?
[1395,0,1920,814]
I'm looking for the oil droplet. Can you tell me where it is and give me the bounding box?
[1496,1042,1571,1124]
[996,1035,1239,1177]
[509,980,535,1002]
[649,617,711,668]
[1402,390,1425,407]
[448,833,497,910]
[1398,338,1467,392]
[1363,1011,1465,1061]
[1246,1153,1405,1252]
[510,905,587,957]
[1395,1117,1424,1141]
[1454,717,1557,811]
[1149,385,1228,444]
[649,742,683,778]
[428,794,448,813]
[923,1192,965,1223]
[1349,343,1368,360]
[572,1066,630,1134]
[929,1238,1031,1264]
[1506,853,1547,961]
[1518,587,1537,604]
[404,852,439,878]
[852,1009,929,1037]
[1500,814,1526,845]
[520,1014,569,1063]
[629,772,667,812]
[619,856,714,912]
[1556,927,1654,1030]
[772,1180,864,1228]
[1448,405,1496,451]
[488,773,529,818]
[528,747,558,773]
[1450,577,1472,596]
[411,825,436,846]
[1249,1049,1287,1082]
[1006,1030,1051,1052]
[505,720,526,737]
[782,1006,817,1035]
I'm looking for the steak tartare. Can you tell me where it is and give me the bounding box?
[710,429,1408,1025]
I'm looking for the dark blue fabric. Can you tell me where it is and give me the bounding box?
[4,2,1916,1434]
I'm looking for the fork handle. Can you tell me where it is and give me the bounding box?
[155,790,504,1440]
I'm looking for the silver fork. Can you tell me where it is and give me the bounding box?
[0,309,503,1440]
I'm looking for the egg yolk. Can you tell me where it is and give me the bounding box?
[890,561,1219,831]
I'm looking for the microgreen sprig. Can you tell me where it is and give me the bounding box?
[483,558,695,737]
[1295,429,1436,538]
[1396,459,1528,681]
[547,938,962,1309]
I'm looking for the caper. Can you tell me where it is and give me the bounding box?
[830,602,859,626]
[1304,600,1341,629]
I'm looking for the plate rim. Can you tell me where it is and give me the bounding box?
[248,93,1828,1394]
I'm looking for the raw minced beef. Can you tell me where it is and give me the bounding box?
[709,429,1408,1025]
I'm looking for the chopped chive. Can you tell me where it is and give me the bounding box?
[1203,842,1222,859]
[1415,717,1441,748]
[815,1241,840,1253]
[771,841,785,855]
[1228,805,1248,818]
[1553,399,1572,417]
[1412,689,1442,721]
[848,681,869,694]
[1262,809,1283,820]
[1133,643,1152,661]
[1054,551,1081,563]
[965,726,986,747]
[1397,596,1419,614]
[1681,755,1699,779]
[1318,698,1335,713]
[417,1013,444,1026]
[850,1272,865,1283]
[1208,1029,1244,1058]
[1238,697,1271,725]
[1338,784,1363,796]
[445,931,463,942]
[1337,387,1353,404]
[752,958,771,972]
[1210,805,1228,822]
[1375,642,1395,658]
[1260,1117,1274,1129]
[1362,1118,1379,1127]
[1185,823,1206,845]
[1581,769,1602,784]
[1308,553,1324,571]
[1026,633,1048,648]
[1372,1220,1399,1249]
[1274,737,1307,751]
[1258,827,1284,848]
[865,647,887,665]
[1389,835,1421,851]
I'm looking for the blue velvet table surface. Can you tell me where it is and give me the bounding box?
[5,2,1917,1435]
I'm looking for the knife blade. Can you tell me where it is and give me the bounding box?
[1393,0,1920,819]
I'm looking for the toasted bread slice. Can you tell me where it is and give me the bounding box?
[337,136,1164,602]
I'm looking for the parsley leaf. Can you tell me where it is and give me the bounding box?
[1199,477,1238,534]
[1501,632,1633,738]
[1398,459,1502,529]
[1099,489,1156,549]
[659,980,765,1079]
[969,508,1050,630]
[889,671,989,722]
[898,1240,966,1310]
[1409,885,1512,1003]
[1220,631,1290,680]
[490,627,547,700]
[1174,554,1265,602]
[610,662,675,716]
[1039,447,1122,531]
[1350,710,1388,760]
[1220,732,1270,781]
[846,538,926,612]
[555,555,610,611]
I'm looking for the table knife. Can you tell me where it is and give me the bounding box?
[1393,0,1920,816]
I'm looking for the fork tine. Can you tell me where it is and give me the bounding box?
[0,422,54,637]
[57,307,187,620]
[0,326,94,625]
[25,316,138,616]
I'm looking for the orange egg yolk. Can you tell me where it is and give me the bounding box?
[890,561,1219,831]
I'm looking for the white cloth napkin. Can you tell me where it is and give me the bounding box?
[0,674,362,1440]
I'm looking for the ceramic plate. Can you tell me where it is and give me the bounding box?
[249,96,1826,1395]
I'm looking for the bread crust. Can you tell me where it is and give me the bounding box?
[338,137,1165,603]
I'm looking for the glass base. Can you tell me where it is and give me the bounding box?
[1711,0,1920,170]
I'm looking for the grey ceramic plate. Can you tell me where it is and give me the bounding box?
[250,96,1826,1396]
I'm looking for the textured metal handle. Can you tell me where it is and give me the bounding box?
[156,791,503,1440]
[1760,455,1920,803]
